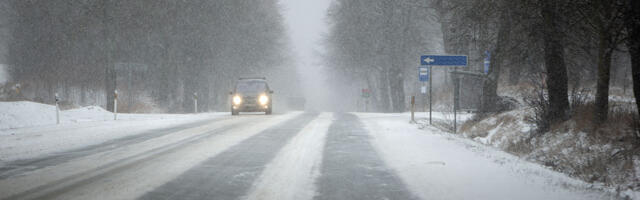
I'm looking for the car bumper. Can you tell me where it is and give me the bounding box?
[233,104,269,112]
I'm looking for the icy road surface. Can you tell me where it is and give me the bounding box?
[0,112,617,200]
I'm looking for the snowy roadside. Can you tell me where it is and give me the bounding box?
[0,101,225,130]
[0,101,228,163]
[357,113,618,199]
[0,112,301,200]
[457,107,640,199]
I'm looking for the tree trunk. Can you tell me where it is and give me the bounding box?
[480,1,509,113]
[389,66,405,112]
[593,0,614,123]
[105,66,116,111]
[627,0,640,117]
[385,68,394,112]
[594,29,612,123]
[541,1,570,122]
[376,70,390,112]
[508,64,522,86]
[631,44,640,118]
[103,0,116,112]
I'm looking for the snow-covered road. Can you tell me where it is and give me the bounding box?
[0,112,619,200]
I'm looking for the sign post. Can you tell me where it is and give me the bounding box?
[429,65,432,124]
[454,75,460,133]
[420,55,468,128]
[418,66,429,123]
[420,84,426,113]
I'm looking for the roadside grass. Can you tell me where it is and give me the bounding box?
[456,87,639,196]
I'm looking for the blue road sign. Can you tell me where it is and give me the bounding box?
[484,51,490,74]
[419,67,429,82]
[420,55,468,66]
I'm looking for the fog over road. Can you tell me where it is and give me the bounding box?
[0,112,615,200]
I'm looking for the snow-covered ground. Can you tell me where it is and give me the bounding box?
[0,101,227,162]
[357,112,620,199]
[0,112,301,199]
[458,106,639,199]
[0,101,630,199]
[0,101,224,130]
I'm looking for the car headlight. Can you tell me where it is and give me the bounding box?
[259,95,269,105]
[233,95,242,105]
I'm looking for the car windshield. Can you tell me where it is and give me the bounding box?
[235,81,267,93]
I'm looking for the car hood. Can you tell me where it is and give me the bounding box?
[236,92,265,97]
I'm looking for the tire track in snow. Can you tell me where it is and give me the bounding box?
[314,113,419,200]
[0,114,289,200]
[245,113,332,200]
[0,117,229,179]
[139,113,319,200]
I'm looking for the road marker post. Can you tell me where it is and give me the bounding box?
[114,89,118,120]
[194,92,198,113]
[55,93,60,125]
[410,96,416,123]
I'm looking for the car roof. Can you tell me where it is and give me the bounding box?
[238,77,266,81]
[235,79,269,89]
[238,79,266,82]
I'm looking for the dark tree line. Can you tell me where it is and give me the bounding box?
[3,0,291,113]
[440,0,638,128]
[325,0,639,129]
[438,0,639,128]
[629,0,640,119]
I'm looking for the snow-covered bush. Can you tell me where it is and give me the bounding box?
[524,86,551,133]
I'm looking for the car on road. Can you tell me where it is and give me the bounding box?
[230,77,273,115]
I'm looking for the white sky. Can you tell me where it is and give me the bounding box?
[279,0,332,110]
[279,0,331,65]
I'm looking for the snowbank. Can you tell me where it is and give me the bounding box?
[0,101,223,130]
[0,101,58,129]
[459,107,640,199]
[461,108,534,149]
[360,113,616,200]
[0,101,227,162]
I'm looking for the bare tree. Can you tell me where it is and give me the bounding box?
[575,0,627,123]
[625,0,640,117]
[7,0,291,112]
[541,0,570,122]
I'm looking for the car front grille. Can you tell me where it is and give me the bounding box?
[243,96,257,104]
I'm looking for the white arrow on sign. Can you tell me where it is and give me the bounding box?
[423,57,435,64]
